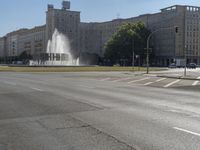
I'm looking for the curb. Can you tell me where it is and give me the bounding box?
[157,75,200,81]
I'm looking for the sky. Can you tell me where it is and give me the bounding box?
[0,0,200,37]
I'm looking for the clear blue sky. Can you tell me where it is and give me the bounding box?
[0,0,200,37]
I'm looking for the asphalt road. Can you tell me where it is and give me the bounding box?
[0,71,200,150]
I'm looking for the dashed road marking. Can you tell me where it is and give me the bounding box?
[167,109,183,113]
[127,77,149,84]
[163,79,181,88]
[173,127,200,137]
[31,87,44,92]
[100,78,111,81]
[144,82,154,86]
[192,81,199,86]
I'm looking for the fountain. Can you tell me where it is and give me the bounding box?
[30,29,79,66]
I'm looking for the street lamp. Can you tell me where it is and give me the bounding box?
[146,26,179,74]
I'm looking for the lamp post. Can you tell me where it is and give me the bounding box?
[146,34,152,74]
[136,55,140,71]
[146,26,179,74]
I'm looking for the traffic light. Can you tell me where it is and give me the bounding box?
[175,26,179,33]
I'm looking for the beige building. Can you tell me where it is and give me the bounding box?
[80,5,200,65]
[18,25,46,59]
[0,37,6,62]
[0,26,45,63]
[80,16,148,57]
[46,3,80,58]
[147,5,200,66]
[0,2,200,65]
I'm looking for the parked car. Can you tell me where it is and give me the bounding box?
[169,63,176,68]
[187,63,196,69]
[196,64,200,68]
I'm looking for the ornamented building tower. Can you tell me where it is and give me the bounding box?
[46,1,80,58]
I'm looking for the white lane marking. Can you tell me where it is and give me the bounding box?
[163,79,181,88]
[3,81,17,86]
[144,82,153,86]
[31,87,44,92]
[173,127,200,137]
[100,78,111,81]
[127,77,149,84]
[143,78,166,86]
[112,77,131,82]
[197,76,200,79]
[167,109,182,113]
[166,109,188,114]
[156,78,166,82]
[192,81,199,86]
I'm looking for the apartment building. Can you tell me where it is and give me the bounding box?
[0,1,200,65]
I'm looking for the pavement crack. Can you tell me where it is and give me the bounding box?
[36,120,49,130]
[91,127,137,150]
[71,117,137,150]
[55,125,91,130]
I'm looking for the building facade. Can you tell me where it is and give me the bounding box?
[0,37,6,63]
[0,2,200,66]
[46,3,80,58]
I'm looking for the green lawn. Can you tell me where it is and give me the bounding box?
[0,65,164,72]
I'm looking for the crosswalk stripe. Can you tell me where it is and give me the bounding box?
[156,78,166,82]
[143,78,166,86]
[127,77,149,84]
[173,127,200,137]
[31,87,44,92]
[144,82,154,86]
[164,79,181,88]
[192,81,199,86]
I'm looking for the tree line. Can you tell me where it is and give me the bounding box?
[104,21,152,66]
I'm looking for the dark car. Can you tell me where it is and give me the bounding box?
[187,63,196,69]
[169,63,176,68]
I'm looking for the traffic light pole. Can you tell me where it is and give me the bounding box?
[184,45,187,77]
[146,35,151,74]
[146,26,179,74]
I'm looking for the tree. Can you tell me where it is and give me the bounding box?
[104,21,151,66]
[18,51,32,63]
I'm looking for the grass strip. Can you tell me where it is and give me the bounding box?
[0,66,165,72]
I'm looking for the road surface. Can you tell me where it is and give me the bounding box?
[0,71,200,150]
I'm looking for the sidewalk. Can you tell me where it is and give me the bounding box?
[149,68,200,80]
[156,74,200,81]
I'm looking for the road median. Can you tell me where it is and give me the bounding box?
[0,65,164,72]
